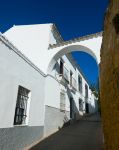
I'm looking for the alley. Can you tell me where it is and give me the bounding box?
[30,113,103,150]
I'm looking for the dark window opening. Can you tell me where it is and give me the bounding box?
[85,84,88,98]
[85,103,89,113]
[70,97,73,119]
[78,75,82,93]
[79,98,83,111]
[70,71,73,86]
[60,60,63,74]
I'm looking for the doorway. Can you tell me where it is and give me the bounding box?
[70,97,74,119]
[85,103,89,113]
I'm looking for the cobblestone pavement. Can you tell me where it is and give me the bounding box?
[30,113,103,150]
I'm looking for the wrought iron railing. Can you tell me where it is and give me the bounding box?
[63,66,69,81]
[71,77,77,90]
[85,97,88,103]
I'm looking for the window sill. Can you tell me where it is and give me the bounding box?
[79,91,82,94]
[60,109,65,113]
[14,124,28,127]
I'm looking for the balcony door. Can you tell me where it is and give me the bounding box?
[85,103,89,113]
[60,60,63,74]
[70,71,73,86]
[70,97,74,119]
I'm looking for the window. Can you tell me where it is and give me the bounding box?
[70,97,74,118]
[85,84,88,98]
[70,71,73,86]
[79,98,83,111]
[60,60,64,74]
[60,92,65,112]
[78,75,82,93]
[14,86,30,125]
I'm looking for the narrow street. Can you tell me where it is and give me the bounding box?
[30,113,103,150]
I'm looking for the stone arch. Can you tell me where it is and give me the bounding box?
[47,44,99,74]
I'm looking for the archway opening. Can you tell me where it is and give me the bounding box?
[47,45,99,74]
[72,51,99,87]
[47,45,99,117]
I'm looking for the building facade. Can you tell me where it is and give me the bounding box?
[0,24,99,150]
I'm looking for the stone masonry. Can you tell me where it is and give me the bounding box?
[100,0,119,149]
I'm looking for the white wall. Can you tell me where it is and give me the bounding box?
[44,27,98,117]
[45,75,61,109]
[4,24,102,75]
[3,24,98,127]
[0,40,45,128]
[4,24,52,73]
[45,53,97,116]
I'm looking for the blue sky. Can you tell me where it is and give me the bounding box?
[0,0,108,84]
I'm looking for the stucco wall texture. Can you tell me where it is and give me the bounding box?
[44,105,70,137]
[0,126,44,150]
[100,0,119,149]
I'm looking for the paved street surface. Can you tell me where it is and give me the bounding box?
[30,113,103,150]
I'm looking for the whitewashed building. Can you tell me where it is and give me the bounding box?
[0,24,102,150]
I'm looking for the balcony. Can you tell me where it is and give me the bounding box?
[58,66,69,84]
[70,77,77,91]
[63,66,69,81]
[85,97,88,103]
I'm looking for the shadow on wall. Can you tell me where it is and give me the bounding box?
[66,86,98,124]
[52,61,98,128]
[67,86,80,119]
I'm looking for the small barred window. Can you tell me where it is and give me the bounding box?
[60,92,66,112]
[14,86,30,125]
